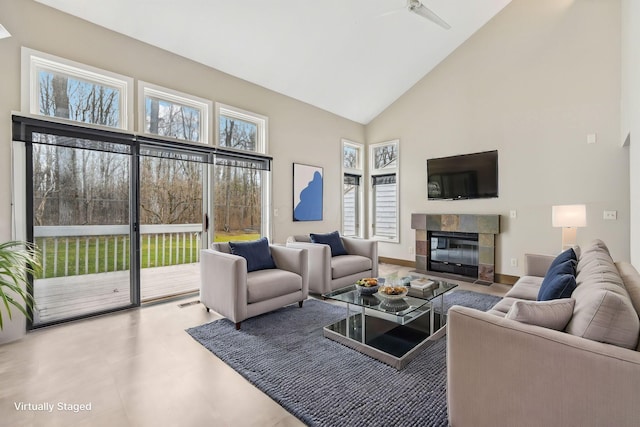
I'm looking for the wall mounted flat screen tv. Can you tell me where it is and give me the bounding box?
[427,150,498,200]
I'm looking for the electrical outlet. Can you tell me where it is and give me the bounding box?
[510,258,518,267]
[408,246,414,255]
[603,210,617,220]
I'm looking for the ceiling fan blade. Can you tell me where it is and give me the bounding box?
[378,5,405,18]
[408,0,451,30]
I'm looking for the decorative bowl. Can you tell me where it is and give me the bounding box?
[355,278,379,295]
[356,283,379,295]
[375,285,409,301]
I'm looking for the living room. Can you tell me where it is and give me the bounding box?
[1,0,639,425]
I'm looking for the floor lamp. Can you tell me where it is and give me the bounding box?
[552,204,587,252]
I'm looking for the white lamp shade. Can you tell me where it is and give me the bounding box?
[552,204,587,228]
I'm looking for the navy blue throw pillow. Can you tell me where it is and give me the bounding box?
[538,274,577,301]
[537,259,577,301]
[229,237,276,272]
[310,231,348,257]
[548,248,577,271]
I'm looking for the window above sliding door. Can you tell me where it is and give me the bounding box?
[139,81,212,143]
[22,48,133,130]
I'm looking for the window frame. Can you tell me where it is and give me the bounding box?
[369,139,400,243]
[138,81,212,144]
[21,47,134,130]
[341,139,364,238]
[214,103,271,240]
[216,103,268,153]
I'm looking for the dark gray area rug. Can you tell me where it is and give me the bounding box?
[187,290,501,427]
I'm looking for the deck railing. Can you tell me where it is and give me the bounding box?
[34,224,202,279]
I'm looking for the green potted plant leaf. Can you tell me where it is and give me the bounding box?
[0,240,41,330]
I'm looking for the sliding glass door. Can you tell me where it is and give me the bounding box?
[29,133,135,325]
[138,151,206,301]
[14,114,270,327]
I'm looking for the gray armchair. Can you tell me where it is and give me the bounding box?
[200,242,308,329]
[286,234,378,295]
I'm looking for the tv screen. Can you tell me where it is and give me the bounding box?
[427,150,498,200]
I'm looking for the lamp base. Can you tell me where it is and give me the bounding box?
[561,227,577,252]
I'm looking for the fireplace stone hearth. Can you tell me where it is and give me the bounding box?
[411,214,500,284]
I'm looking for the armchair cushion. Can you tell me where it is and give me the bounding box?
[310,231,348,256]
[331,255,372,279]
[247,269,303,304]
[229,237,276,272]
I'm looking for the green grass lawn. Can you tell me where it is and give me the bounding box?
[36,231,260,279]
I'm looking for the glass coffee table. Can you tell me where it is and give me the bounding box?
[322,278,458,370]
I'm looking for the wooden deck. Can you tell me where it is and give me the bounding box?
[33,263,200,324]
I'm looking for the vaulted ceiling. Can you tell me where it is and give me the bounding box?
[35,0,512,124]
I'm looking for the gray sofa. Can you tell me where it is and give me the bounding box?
[447,239,640,427]
[286,235,378,295]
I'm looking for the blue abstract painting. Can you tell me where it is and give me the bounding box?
[293,163,323,221]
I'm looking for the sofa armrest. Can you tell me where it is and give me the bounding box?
[341,237,379,277]
[524,253,555,277]
[447,306,640,427]
[200,249,247,322]
[270,245,309,296]
[285,242,331,294]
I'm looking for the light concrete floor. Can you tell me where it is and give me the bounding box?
[0,263,509,427]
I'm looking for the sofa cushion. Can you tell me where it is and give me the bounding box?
[566,289,639,349]
[229,237,276,272]
[506,298,575,331]
[616,262,640,351]
[565,241,640,350]
[310,231,348,256]
[504,276,543,301]
[330,255,371,279]
[537,259,577,301]
[487,297,520,317]
[246,269,302,304]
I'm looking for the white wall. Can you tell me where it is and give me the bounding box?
[622,0,640,268]
[0,0,365,247]
[367,0,628,275]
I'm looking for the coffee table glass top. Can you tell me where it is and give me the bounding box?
[323,277,458,317]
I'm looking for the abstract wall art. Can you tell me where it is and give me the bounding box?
[292,163,323,221]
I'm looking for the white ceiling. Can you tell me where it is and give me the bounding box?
[35,0,512,124]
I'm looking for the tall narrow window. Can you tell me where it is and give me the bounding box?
[23,48,133,129]
[139,82,211,143]
[370,140,399,242]
[342,140,364,237]
[215,104,269,242]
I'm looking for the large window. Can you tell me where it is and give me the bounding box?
[370,140,399,242]
[139,82,211,143]
[22,48,133,130]
[214,104,270,242]
[342,140,364,237]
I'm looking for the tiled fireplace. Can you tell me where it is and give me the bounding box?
[411,213,500,284]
